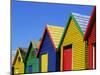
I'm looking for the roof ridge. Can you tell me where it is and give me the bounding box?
[72,12,90,33]
[72,12,90,18]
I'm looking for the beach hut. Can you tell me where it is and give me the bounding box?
[12,48,27,74]
[58,13,90,71]
[25,40,40,73]
[84,6,96,70]
[37,25,64,72]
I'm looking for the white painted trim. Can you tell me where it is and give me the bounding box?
[93,45,95,69]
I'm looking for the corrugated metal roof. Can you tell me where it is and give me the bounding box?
[47,25,64,48]
[72,13,90,33]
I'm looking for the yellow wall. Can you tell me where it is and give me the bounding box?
[61,19,87,71]
[14,49,24,74]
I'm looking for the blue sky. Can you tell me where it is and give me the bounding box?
[12,0,94,51]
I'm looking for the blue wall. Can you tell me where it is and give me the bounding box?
[39,31,56,72]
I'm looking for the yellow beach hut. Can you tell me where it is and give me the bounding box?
[12,48,27,74]
[58,13,90,71]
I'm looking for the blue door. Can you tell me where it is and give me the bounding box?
[29,65,32,73]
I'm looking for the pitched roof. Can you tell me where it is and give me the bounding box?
[58,13,90,49]
[47,25,64,48]
[19,48,28,61]
[25,40,40,61]
[13,48,28,65]
[37,25,64,56]
[84,6,96,40]
[31,40,40,49]
[72,13,90,33]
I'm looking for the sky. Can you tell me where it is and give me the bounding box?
[12,0,94,51]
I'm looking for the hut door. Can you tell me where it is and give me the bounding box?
[41,53,48,72]
[29,65,32,73]
[63,45,72,71]
[93,44,96,69]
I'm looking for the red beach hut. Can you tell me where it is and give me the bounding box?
[84,6,96,70]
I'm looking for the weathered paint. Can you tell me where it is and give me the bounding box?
[25,41,39,73]
[38,25,64,72]
[41,53,48,72]
[59,14,89,71]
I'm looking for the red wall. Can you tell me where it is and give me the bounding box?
[88,22,96,69]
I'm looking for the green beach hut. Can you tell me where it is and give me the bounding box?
[25,40,40,73]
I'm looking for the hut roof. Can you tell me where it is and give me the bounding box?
[13,48,27,65]
[58,13,90,49]
[84,6,96,40]
[25,40,40,61]
[72,12,90,33]
[19,48,27,61]
[31,40,40,49]
[37,25,64,56]
[47,25,64,48]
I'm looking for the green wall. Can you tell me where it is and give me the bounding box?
[25,47,39,73]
